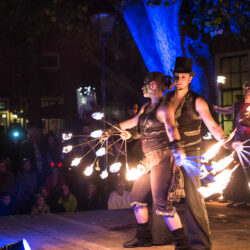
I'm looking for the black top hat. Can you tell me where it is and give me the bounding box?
[173,57,195,76]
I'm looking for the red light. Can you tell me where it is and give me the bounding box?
[58,162,62,167]
[51,161,55,167]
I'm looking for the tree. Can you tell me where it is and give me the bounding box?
[106,0,249,103]
[110,0,250,42]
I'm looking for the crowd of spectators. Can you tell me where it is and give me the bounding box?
[0,121,138,217]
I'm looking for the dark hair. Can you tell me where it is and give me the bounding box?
[144,72,172,92]
[243,81,250,88]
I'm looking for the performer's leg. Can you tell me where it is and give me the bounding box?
[134,206,148,223]
[150,154,191,250]
[182,150,212,250]
[123,172,152,248]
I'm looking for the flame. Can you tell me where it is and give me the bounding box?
[202,141,224,162]
[202,131,236,162]
[109,162,122,173]
[90,129,103,139]
[63,145,73,153]
[100,169,108,179]
[219,194,224,200]
[92,112,104,120]
[62,133,72,140]
[71,157,81,166]
[96,147,106,157]
[210,153,234,174]
[126,163,146,181]
[83,164,94,176]
[198,166,238,198]
[199,164,210,179]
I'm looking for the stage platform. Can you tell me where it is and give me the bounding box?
[0,201,249,250]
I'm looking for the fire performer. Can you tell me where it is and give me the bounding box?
[164,57,242,250]
[105,72,191,249]
[213,81,250,142]
[213,81,250,206]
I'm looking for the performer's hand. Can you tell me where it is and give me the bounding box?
[100,131,110,141]
[172,149,186,166]
[120,130,132,140]
[231,141,243,153]
[213,105,219,113]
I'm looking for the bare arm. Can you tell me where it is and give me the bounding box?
[119,102,148,130]
[157,102,186,166]
[157,102,181,142]
[196,97,225,141]
[213,105,235,114]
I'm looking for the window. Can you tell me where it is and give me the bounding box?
[219,55,248,134]
[41,97,64,136]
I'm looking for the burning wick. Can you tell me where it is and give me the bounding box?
[109,162,122,173]
[100,169,108,179]
[62,133,72,140]
[83,164,94,176]
[90,130,103,139]
[71,157,81,166]
[92,112,104,120]
[96,147,106,157]
[63,145,73,153]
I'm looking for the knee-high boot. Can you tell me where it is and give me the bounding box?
[123,222,152,248]
[172,228,192,250]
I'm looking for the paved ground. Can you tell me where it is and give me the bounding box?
[0,201,249,250]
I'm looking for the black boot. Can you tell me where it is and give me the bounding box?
[123,222,152,248]
[172,228,192,250]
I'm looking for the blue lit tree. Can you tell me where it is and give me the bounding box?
[122,0,210,97]
[111,0,250,99]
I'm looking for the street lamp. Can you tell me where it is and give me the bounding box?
[90,3,116,117]
[217,75,226,85]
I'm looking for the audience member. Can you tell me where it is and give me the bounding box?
[20,123,45,189]
[0,192,16,216]
[108,179,131,210]
[31,194,50,215]
[80,181,104,210]
[46,167,65,195]
[0,158,15,194]
[40,186,50,202]
[15,158,37,213]
[57,184,78,212]
[43,131,62,175]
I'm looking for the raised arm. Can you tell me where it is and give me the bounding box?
[196,97,225,141]
[213,105,235,114]
[119,102,148,130]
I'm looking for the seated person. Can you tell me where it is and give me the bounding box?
[108,179,131,210]
[79,181,104,210]
[31,194,50,215]
[57,184,78,212]
[0,192,16,216]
